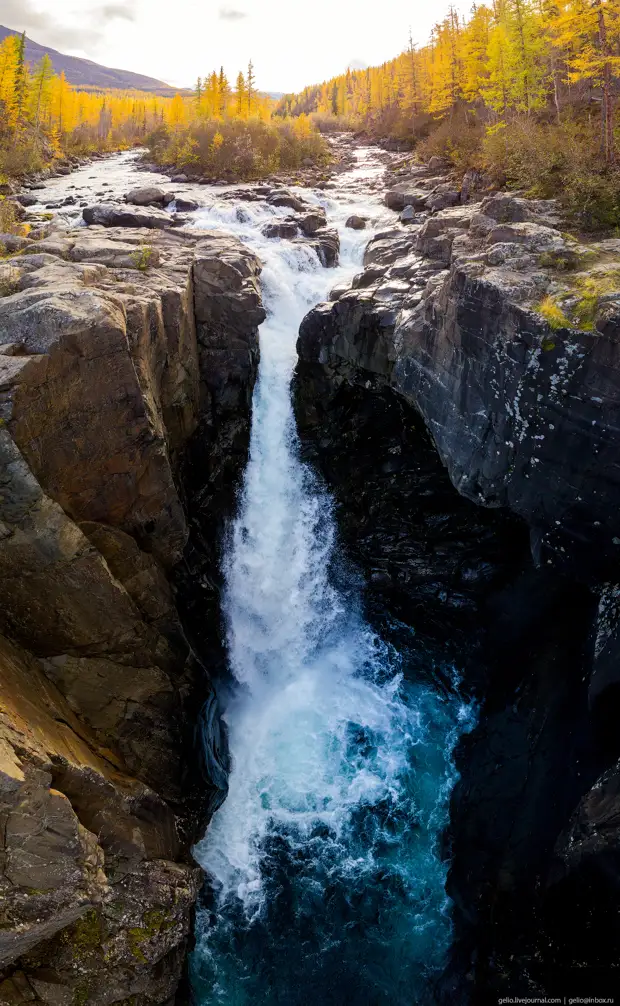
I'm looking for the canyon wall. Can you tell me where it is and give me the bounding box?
[0,227,264,1005]
[295,164,620,999]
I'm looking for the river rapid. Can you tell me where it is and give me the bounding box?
[33,147,474,1005]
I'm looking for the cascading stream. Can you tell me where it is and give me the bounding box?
[190,149,474,1005]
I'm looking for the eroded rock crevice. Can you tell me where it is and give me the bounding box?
[294,159,620,998]
[0,227,263,1004]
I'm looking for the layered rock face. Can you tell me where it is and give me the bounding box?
[295,163,620,997]
[0,226,263,1003]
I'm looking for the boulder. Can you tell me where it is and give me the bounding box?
[428,155,451,172]
[262,221,299,239]
[400,205,417,224]
[83,203,173,229]
[425,185,460,212]
[171,173,188,183]
[267,190,307,212]
[175,197,199,212]
[363,231,417,267]
[15,193,38,207]
[125,185,168,206]
[485,221,568,252]
[385,188,428,212]
[299,208,327,236]
[346,215,368,230]
[0,233,32,253]
[308,228,340,267]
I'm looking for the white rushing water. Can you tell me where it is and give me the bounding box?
[187,149,474,1005]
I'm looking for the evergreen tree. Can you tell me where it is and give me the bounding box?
[247,59,255,114]
[235,70,247,116]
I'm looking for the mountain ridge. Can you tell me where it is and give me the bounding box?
[0,25,184,95]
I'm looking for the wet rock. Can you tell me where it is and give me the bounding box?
[299,208,327,236]
[307,228,340,267]
[171,173,188,183]
[262,221,299,239]
[175,197,199,212]
[400,205,417,224]
[267,190,307,212]
[346,215,368,230]
[83,203,174,229]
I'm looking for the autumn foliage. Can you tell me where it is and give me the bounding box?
[0,39,327,183]
[145,65,328,180]
[279,0,620,228]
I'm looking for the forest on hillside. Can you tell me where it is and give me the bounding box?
[278,0,620,229]
[0,35,325,183]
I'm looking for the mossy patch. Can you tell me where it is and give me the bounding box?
[127,908,175,964]
[64,909,103,962]
[537,295,572,330]
[538,245,599,272]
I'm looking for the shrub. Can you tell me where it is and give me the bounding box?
[416,106,486,170]
[131,243,155,272]
[0,264,20,296]
[146,115,329,181]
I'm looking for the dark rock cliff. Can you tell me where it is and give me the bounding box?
[0,227,263,1005]
[294,165,620,999]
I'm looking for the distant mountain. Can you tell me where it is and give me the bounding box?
[0,25,182,96]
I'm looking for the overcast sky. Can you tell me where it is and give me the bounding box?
[0,0,467,92]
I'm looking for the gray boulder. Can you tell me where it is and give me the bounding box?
[175,197,199,212]
[428,155,450,172]
[299,209,327,236]
[306,229,340,267]
[385,188,427,212]
[267,190,307,212]
[83,203,173,229]
[346,215,367,230]
[16,193,38,207]
[262,221,299,239]
[426,186,460,212]
[125,186,168,206]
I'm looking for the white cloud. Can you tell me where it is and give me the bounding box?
[0,0,470,92]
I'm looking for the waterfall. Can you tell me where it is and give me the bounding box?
[190,150,474,1005]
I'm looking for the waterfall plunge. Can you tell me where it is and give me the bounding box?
[190,151,473,1006]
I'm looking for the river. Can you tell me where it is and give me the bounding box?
[33,147,474,1005]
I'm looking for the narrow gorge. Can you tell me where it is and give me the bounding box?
[0,140,619,1006]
